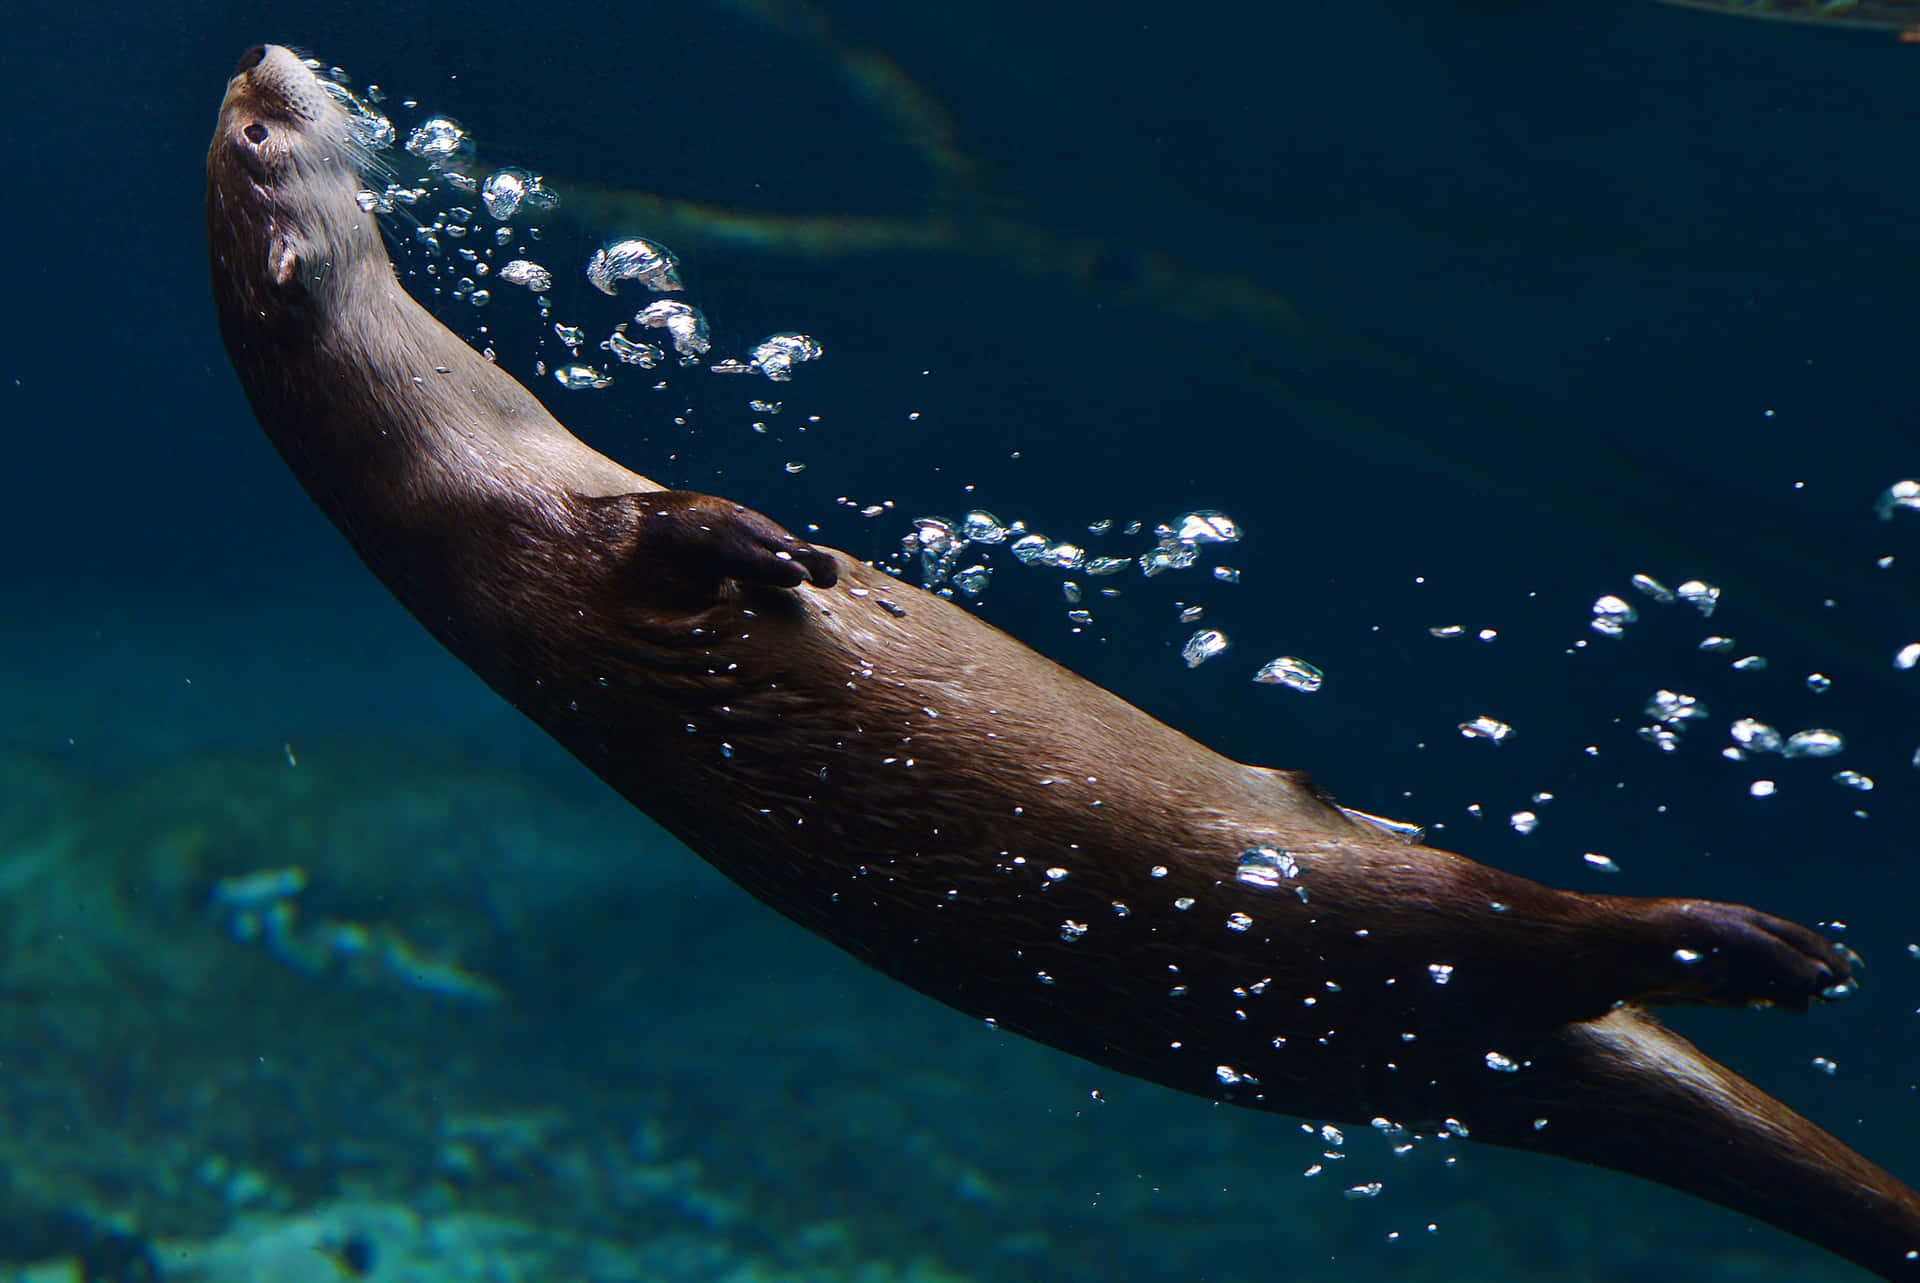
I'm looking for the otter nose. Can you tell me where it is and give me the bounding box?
[233,45,267,76]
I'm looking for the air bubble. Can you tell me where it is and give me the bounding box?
[1253,656,1324,693]
[1458,716,1512,744]
[1182,630,1229,669]
[553,364,611,390]
[750,333,823,382]
[588,238,683,295]
[496,259,552,292]
[1589,595,1638,637]
[1235,847,1299,888]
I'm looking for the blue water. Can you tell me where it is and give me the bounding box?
[2,1,1916,1278]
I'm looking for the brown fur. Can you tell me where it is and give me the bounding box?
[208,45,1920,1277]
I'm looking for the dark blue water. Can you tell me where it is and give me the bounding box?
[3,1,1916,1278]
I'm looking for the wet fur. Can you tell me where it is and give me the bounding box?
[208,46,1920,1278]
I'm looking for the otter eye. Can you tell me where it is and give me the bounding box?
[244,122,268,145]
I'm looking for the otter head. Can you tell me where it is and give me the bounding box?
[206,45,385,337]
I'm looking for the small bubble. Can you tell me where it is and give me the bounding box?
[1750,780,1777,798]
[1427,963,1455,985]
[1060,920,1088,942]
[1874,479,1920,520]
[1458,715,1513,744]
[1174,897,1196,911]
[1236,847,1299,888]
[1631,573,1674,603]
[1811,1056,1838,1075]
[1182,630,1230,669]
[1253,656,1324,693]
[1509,811,1538,835]
[1226,912,1253,933]
[1784,729,1844,758]
[1805,673,1831,694]
[1343,1182,1384,1200]
[1583,853,1621,874]
[1484,1051,1520,1073]
[1834,770,1874,792]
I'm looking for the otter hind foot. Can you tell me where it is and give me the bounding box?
[627,490,839,596]
[1645,900,1858,1010]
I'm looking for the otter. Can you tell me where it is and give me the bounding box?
[207,44,1920,1278]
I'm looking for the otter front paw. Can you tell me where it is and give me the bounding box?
[1652,901,1857,1011]
[633,490,839,593]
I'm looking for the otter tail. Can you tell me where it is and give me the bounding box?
[1479,1007,1920,1279]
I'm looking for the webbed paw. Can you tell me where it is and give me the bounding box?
[633,490,838,593]
[1652,900,1857,1011]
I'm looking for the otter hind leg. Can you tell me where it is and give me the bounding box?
[1474,1008,1920,1280]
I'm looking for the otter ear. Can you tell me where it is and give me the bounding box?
[269,235,298,287]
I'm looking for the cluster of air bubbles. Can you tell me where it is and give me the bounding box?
[910,518,967,587]
[320,67,818,401]
[1715,718,1868,798]
[1142,511,1241,577]
[1428,624,1499,642]
[311,63,397,154]
[1636,689,1709,753]
[896,508,1303,676]
[1724,720,1845,760]
[1589,575,1720,639]
[904,508,1233,606]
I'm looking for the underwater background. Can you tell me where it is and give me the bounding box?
[2,0,1918,1278]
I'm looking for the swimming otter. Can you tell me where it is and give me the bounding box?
[207,44,1920,1278]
